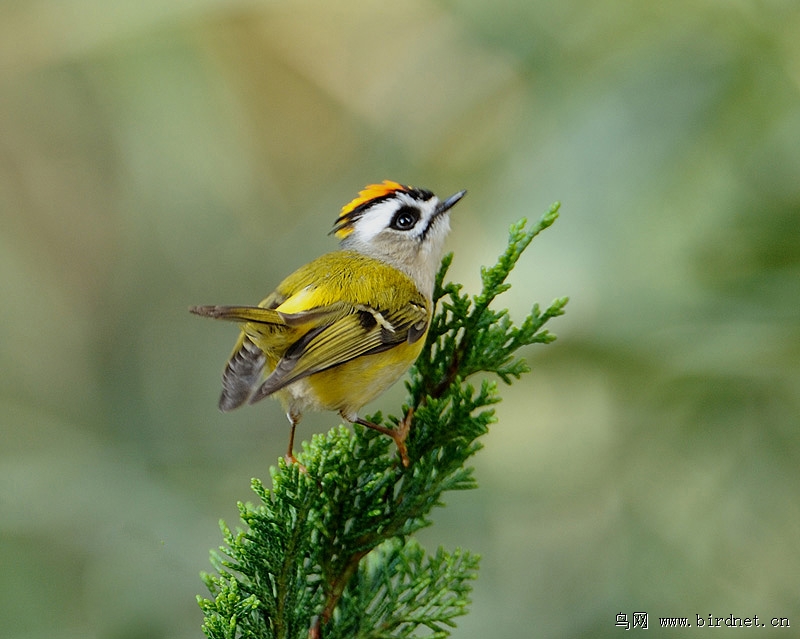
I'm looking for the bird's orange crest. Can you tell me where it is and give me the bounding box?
[332,180,410,239]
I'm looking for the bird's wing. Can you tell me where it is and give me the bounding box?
[249,299,429,402]
[190,304,286,324]
[188,302,349,327]
[191,251,430,406]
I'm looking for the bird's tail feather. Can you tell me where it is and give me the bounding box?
[219,335,266,411]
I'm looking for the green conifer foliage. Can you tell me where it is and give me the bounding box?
[199,205,568,638]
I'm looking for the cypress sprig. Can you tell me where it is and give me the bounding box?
[199,204,567,638]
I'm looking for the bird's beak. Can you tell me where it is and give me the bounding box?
[437,189,467,214]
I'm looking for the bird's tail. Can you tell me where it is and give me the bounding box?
[218,335,267,411]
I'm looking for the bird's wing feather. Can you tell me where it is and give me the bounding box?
[189,304,286,324]
[250,301,428,402]
[192,252,431,406]
[189,302,353,327]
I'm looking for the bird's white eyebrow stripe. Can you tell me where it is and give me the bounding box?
[349,200,396,241]
[343,190,441,244]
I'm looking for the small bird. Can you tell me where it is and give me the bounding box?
[190,180,466,465]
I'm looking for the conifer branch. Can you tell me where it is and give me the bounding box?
[199,205,567,638]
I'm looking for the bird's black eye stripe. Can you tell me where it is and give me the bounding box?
[390,205,420,231]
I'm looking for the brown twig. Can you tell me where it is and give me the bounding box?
[310,548,371,638]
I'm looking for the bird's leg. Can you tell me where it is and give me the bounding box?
[346,412,412,467]
[284,411,306,470]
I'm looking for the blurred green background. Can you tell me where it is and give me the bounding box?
[2,1,799,637]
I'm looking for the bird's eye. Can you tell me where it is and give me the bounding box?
[390,206,420,231]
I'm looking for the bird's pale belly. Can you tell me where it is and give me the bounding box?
[277,340,425,420]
